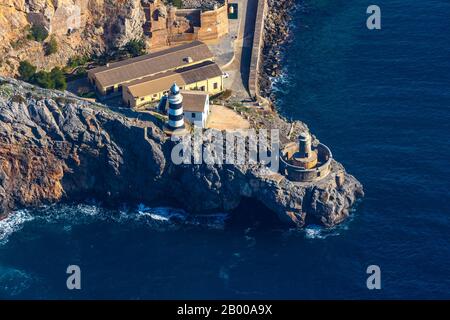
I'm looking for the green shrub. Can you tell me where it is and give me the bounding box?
[18,59,67,91]
[18,60,37,81]
[50,67,67,90]
[75,67,87,76]
[169,0,183,8]
[124,39,146,57]
[67,55,90,68]
[30,67,67,90]
[32,71,54,89]
[28,25,49,42]
[45,36,58,55]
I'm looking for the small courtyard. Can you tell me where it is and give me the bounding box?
[206,105,250,130]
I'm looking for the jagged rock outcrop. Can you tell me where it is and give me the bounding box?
[0,77,363,227]
[0,0,146,76]
[103,0,146,47]
[260,0,296,99]
[181,0,225,10]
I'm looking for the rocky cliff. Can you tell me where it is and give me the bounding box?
[0,77,363,227]
[0,0,145,76]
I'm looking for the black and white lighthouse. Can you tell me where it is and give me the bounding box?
[167,83,185,130]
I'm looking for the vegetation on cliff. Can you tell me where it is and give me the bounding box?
[27,25,49,42]
[124,39,147,57]
[45,37,58,56]
[0,0,146,76]
[18,62,66,90]
[18,61,36,82]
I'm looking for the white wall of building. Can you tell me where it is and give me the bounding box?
[184,99,210,128]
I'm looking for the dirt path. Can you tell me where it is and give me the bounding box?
[206,105,250,130]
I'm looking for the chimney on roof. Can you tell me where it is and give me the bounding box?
[184,56,194,63]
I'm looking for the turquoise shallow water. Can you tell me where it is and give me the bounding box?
[1,0,450,299]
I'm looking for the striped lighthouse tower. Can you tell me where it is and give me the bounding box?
[167,83,185,131]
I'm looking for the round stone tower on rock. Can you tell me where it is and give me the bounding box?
[279,132,333,182]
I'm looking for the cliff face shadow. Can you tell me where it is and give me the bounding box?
[227,197,284,230]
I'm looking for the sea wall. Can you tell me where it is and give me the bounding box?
[248,0,268,99]
[259,0,296,98]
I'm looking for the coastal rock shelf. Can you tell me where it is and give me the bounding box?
[0,78,363,227]
[260,0,297,99]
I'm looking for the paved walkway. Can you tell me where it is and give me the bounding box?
[207,4,240,68]
[223,0,258,102]
[208,33,235,68]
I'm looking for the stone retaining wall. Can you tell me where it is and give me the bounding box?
[248,0,268,99]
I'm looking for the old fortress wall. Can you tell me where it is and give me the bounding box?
[144,0,229,49]
[197,4,229,41]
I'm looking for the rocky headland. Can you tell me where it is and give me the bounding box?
[0,77,363,227]
[0,0,363,227]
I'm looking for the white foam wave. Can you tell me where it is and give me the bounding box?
[303,224,334,239]
[271,72,290,88]
[0,210,34,245]
[137,206,187,222]
[302,214,356,240]
[0,203,230,244]
[137,206,229,229]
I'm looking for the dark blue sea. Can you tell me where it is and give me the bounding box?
[1,0,450,299]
